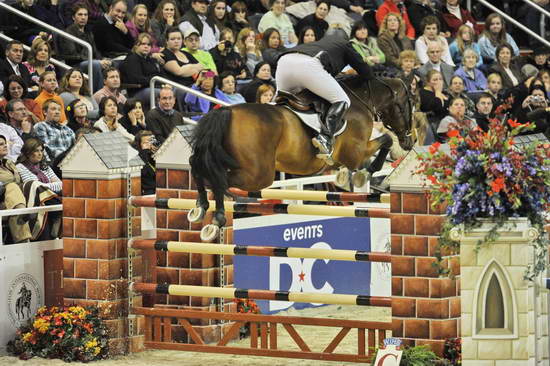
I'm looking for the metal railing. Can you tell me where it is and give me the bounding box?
[521,0,550,39]
[0,204,63,244]
[0,2,94,93]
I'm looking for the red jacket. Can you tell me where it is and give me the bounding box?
[442,7,483,37]
[375,0,415,39]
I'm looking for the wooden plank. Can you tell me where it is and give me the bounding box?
[163,317,171,342]
[144,315,152,341]
[178,318,205,345]
[153,316,162,342]
[250,322,258,349]
[323,327,350,354]
[260,322,268,349]
[368,329,375,353]
[358,328,366,355]
[218,321,242,347]
[379,329,387,345]
[144,341,373,363]
[269,323,277,350]
[282,323,311,352]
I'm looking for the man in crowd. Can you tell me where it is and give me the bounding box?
[178,0,219,51]
[92,0,134,58]
[5,99,35,141]
[33,99,75,160]
[92,67,127,108]
[418,42,455,87]
[0,102,24,161]
[146,87,184,144]
[182,30,217,72]
[473,93,494,132]
[0,41,33,88]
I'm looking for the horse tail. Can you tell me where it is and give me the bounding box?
[189,107,239,194]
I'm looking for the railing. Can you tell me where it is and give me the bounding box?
[0,204,63,244]
[0,2,94,93]
[521,0,550,39]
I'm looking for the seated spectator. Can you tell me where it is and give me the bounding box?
[488,43,525,90]
[162,28,203,87]
[228,1,251,35]
[258,0,298,48]
[261,28,287,70]
[420,70,449,144]
[5,0,62,46]
[59,2,109,92]
[415,16,454,66]
[0,135,32,243]
[449,24,482,68]
[235,28,263,75]
[219,72,245,104]
[522,48,549,75]
[119,33,162,104]
[4,99,36,141]
[298,27,317,45]
[92,0,135,58]
[478,13,519,65]
[377,13,414,69]
[185,70,230,120]
[33,99,75,160]
[0,115,23,162]
[448,75,476,117]
[150,0,180,47]
[61,0,107,26]
[537,69,550,99]
[0,76,42,123]
[472,92,494,132]
[23,38,59,89]
[437,96,478,141]
[94,96,134,142]
[241,62,276,103]
[208,0,231,31]
[182,30,218,72]
[65,99,93,132]
[16,138,62,194]
[145,86,184,144]
[34,71,67,122]
[59,68,100,120]
[454,48,487,93]
[406,0,449,38]
[441,0,481,37]
[132,130,157,195]
[296,0,330,41]
[256,83,275,104]
[417,42,455,88]
[119,99,147,135]
[178,0,220,51]
[376,0,415,39]
[210,28,250,80]
[125,4,162,56]
[396,50,418,86]
[0,41,33,89]
[92,67,127,108]
[350,21,385,70]
[485,72,504,105]
[517,85,550,136]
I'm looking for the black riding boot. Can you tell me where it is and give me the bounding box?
[312,101,348,165]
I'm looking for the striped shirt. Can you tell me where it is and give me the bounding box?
[16,163,62,193]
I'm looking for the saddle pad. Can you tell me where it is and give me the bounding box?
[282,106,347,137]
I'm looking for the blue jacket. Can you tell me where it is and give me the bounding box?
[449,41,482,68]
[454,66,487,93]
[478,33,519,64]
[185,85,231,121]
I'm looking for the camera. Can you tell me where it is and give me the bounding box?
[224,40,232,49]
[150,136,160,148]
[531,95,545,104]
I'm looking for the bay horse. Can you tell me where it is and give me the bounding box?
[189,76,414,239]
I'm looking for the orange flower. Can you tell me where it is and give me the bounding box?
[491,177,505,193]
[427,175,438,184]
[447,129,459,138]
[507,119,521,128]
[429,142,441,154]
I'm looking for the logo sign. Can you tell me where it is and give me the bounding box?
[234,215,382,314]
[373,338,403,366]
[7,273,42,329]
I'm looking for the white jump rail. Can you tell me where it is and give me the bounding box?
[0,205,63,245]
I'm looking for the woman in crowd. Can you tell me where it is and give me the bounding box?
[208,0,231,31]
[537,69,550,99]
[228,1,251,34]
[256,83,275,104]
[437,97,478,141]
[16,137,62,194]
[34,71,67,122]
[118,99,147,135]
[449,24,482,68]
[298,27,317,45]
[210,28,250,80]
[420,70,450,144]
[295,0,330,41]
[219,72,245,104]
[261,28,287,70]
[0,76,41,122]
[378,13,414,69]
[485,73,504,105]
[125,4,162,54]
[23,38,58,89]
[150,0,180,47]
[350,21,385,70]
[415,16,454,66]
[488,43,525,90]
[516,84,550,136]
[241,61,276,103]
[441,0,480,37]
[235,28,263,75]
[162,27,203,87]
[94,96,134,141]
[132,130,157,195]
[58,68,99,120]
[185,70,230,120]
[258,0,297,48]
[447,76,476,117]
[478,13,519,65]
[65,99,93,133]
[454,48,487,92]
[396,50,418,86]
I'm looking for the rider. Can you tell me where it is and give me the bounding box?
[276,33,375,164]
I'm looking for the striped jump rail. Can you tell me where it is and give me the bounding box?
[129,196,390,219]
[132,283,392,307]
[229,188,390,203]
[130,239,391,263]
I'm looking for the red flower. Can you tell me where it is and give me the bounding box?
[491,177,505,193]
[507,119,521,128]
[427,175,438,184]
[447,129,459,138]
[429,142,441,154]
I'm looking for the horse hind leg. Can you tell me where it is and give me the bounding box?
[200,187,227,242]
[188,175,209,223]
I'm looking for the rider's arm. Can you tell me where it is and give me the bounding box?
[343,43,375,81]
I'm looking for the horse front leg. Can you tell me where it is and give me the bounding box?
[200,187,226,242]
[187,174,209,224]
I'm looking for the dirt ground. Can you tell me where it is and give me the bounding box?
[0,305,390,366]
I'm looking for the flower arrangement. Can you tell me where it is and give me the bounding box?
[233,298,260,314]
[415,102,550,280]
[444,338,461,365]
[7,305,109,362]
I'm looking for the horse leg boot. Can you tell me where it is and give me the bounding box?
[188,175,209,223]
[312,101,348,165]
[200,187,227,242]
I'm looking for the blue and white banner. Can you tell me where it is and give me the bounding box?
[233,214,391,314]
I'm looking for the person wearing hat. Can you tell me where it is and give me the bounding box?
[178,0,220,51]
[182,29,218,72]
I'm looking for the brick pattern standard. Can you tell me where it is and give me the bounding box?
[390,191,460,355]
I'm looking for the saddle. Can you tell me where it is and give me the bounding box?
[275,89,330,115]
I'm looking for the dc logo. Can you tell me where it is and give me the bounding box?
[268,242,334,312]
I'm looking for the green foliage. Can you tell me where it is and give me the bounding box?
[400,345,440,366]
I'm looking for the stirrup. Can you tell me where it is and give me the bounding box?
[312,137,334,165]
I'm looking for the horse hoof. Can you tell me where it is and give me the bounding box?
[200,224,220,242]
[352,170,371,188]
[316,153,334,166]
[335,168,350,188]
[187,207,206,223]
